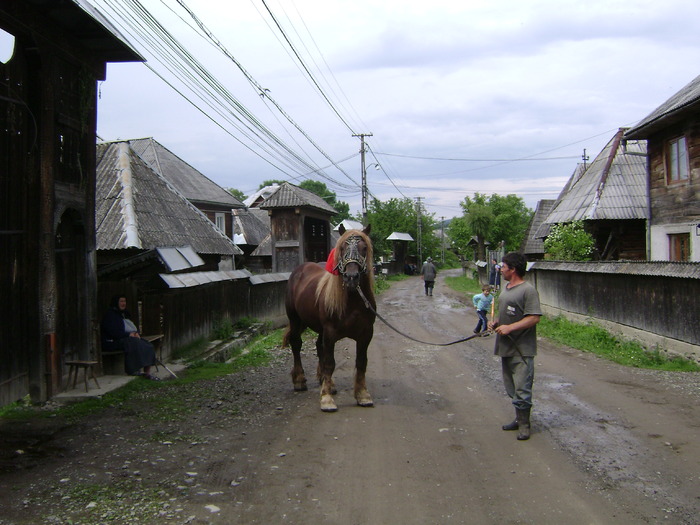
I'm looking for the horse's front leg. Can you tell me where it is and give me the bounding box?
[354,333,374,407]
[317,336,337,412]
[315,332,336,395]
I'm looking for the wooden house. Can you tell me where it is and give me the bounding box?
[624,74,700,261]
[258,182,337,272]
[0,1,142,405]
[538,129,648,260]
[95,141,242,297]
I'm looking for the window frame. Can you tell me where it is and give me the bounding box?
[666,135,689,184]
[214,212,226,234]
[668,232,690,262]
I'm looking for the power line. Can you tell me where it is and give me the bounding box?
[260,0,357,135]
[374,152,580,162]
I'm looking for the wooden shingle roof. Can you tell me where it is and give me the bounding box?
[521,200,555,254]
[128,137,244,208]
[233,208,269,246]
[259,182,337,215]
[96,142,242,256]
[542,128,648,226]
[625,74,700,139]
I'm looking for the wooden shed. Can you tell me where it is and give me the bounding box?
[258,182,337,272]
[0,1,142,405]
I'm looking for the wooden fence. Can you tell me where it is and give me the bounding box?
[528,261,700,361]
[98,272,290,364]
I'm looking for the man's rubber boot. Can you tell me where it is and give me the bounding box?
[502,409,518,431]
[516,408,531,440]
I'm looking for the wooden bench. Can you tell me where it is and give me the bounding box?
[101,334,164,374]
[143,334,164,368]
[65,360,100,392]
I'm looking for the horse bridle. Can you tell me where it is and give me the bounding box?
[336,235,368,275]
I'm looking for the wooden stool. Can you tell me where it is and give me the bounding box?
[65,360,100,392]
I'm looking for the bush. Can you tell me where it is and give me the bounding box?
[544,220,595,261]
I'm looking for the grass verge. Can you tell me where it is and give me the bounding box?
[444,274,485,296]
[374,272,411,294]
[538,316,699,372]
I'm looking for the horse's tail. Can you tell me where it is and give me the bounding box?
[281,325,291,348]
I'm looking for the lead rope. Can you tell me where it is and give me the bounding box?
[356,287,492,346]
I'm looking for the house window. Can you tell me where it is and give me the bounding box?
[215,213,226,234]
[668,233,690,262]
[667,136,689,183]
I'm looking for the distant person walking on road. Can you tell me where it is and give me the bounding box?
[420,257,437,296]
[489,258,501,289]
[472,285,494,333]
[488,252,542,440]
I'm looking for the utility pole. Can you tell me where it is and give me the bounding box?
[582,148,590,170]
[353,133,373,224]
[415,197,423,264]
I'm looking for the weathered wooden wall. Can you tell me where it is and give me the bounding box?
[647,120,700,224]
[529,261,700,360]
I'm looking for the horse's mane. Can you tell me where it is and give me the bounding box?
[316,229,374,318]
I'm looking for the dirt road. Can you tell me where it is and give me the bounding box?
[1,269,699,524]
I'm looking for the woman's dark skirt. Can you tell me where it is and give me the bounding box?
[122,337,156,375]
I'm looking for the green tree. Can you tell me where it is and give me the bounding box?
[543,220,595,261]
[488,194,533,253]
[298,180,351,222]
[446,215,474,260]
[227,188,247,202]
[364,197,439,261]
[448,193,532,261]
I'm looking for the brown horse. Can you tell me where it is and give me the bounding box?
[283,225,376,412]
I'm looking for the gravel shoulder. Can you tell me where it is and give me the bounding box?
[0,269,698,524]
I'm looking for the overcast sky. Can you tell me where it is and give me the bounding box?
[91,0,700,220]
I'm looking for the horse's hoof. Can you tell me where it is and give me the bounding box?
[320,394,338,412]
[293,382,308,391]
[355,390,374,407]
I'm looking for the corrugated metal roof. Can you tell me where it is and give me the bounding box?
[159,269,253,289]
[259,182,337,215]
[127,138,244,208]
[387,232,414,241]
[521,200,555,254]
[532,260,700,279]
[96,142,243,256]
[249,272,291,285]
[625,74,700,139]
[542,129,648,225]
[156,246,204,272]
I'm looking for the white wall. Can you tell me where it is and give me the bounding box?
[649,222,700,262]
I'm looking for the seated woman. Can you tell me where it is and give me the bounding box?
[101,295,159,380]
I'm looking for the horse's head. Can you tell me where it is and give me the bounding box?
[336,225,372,290]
